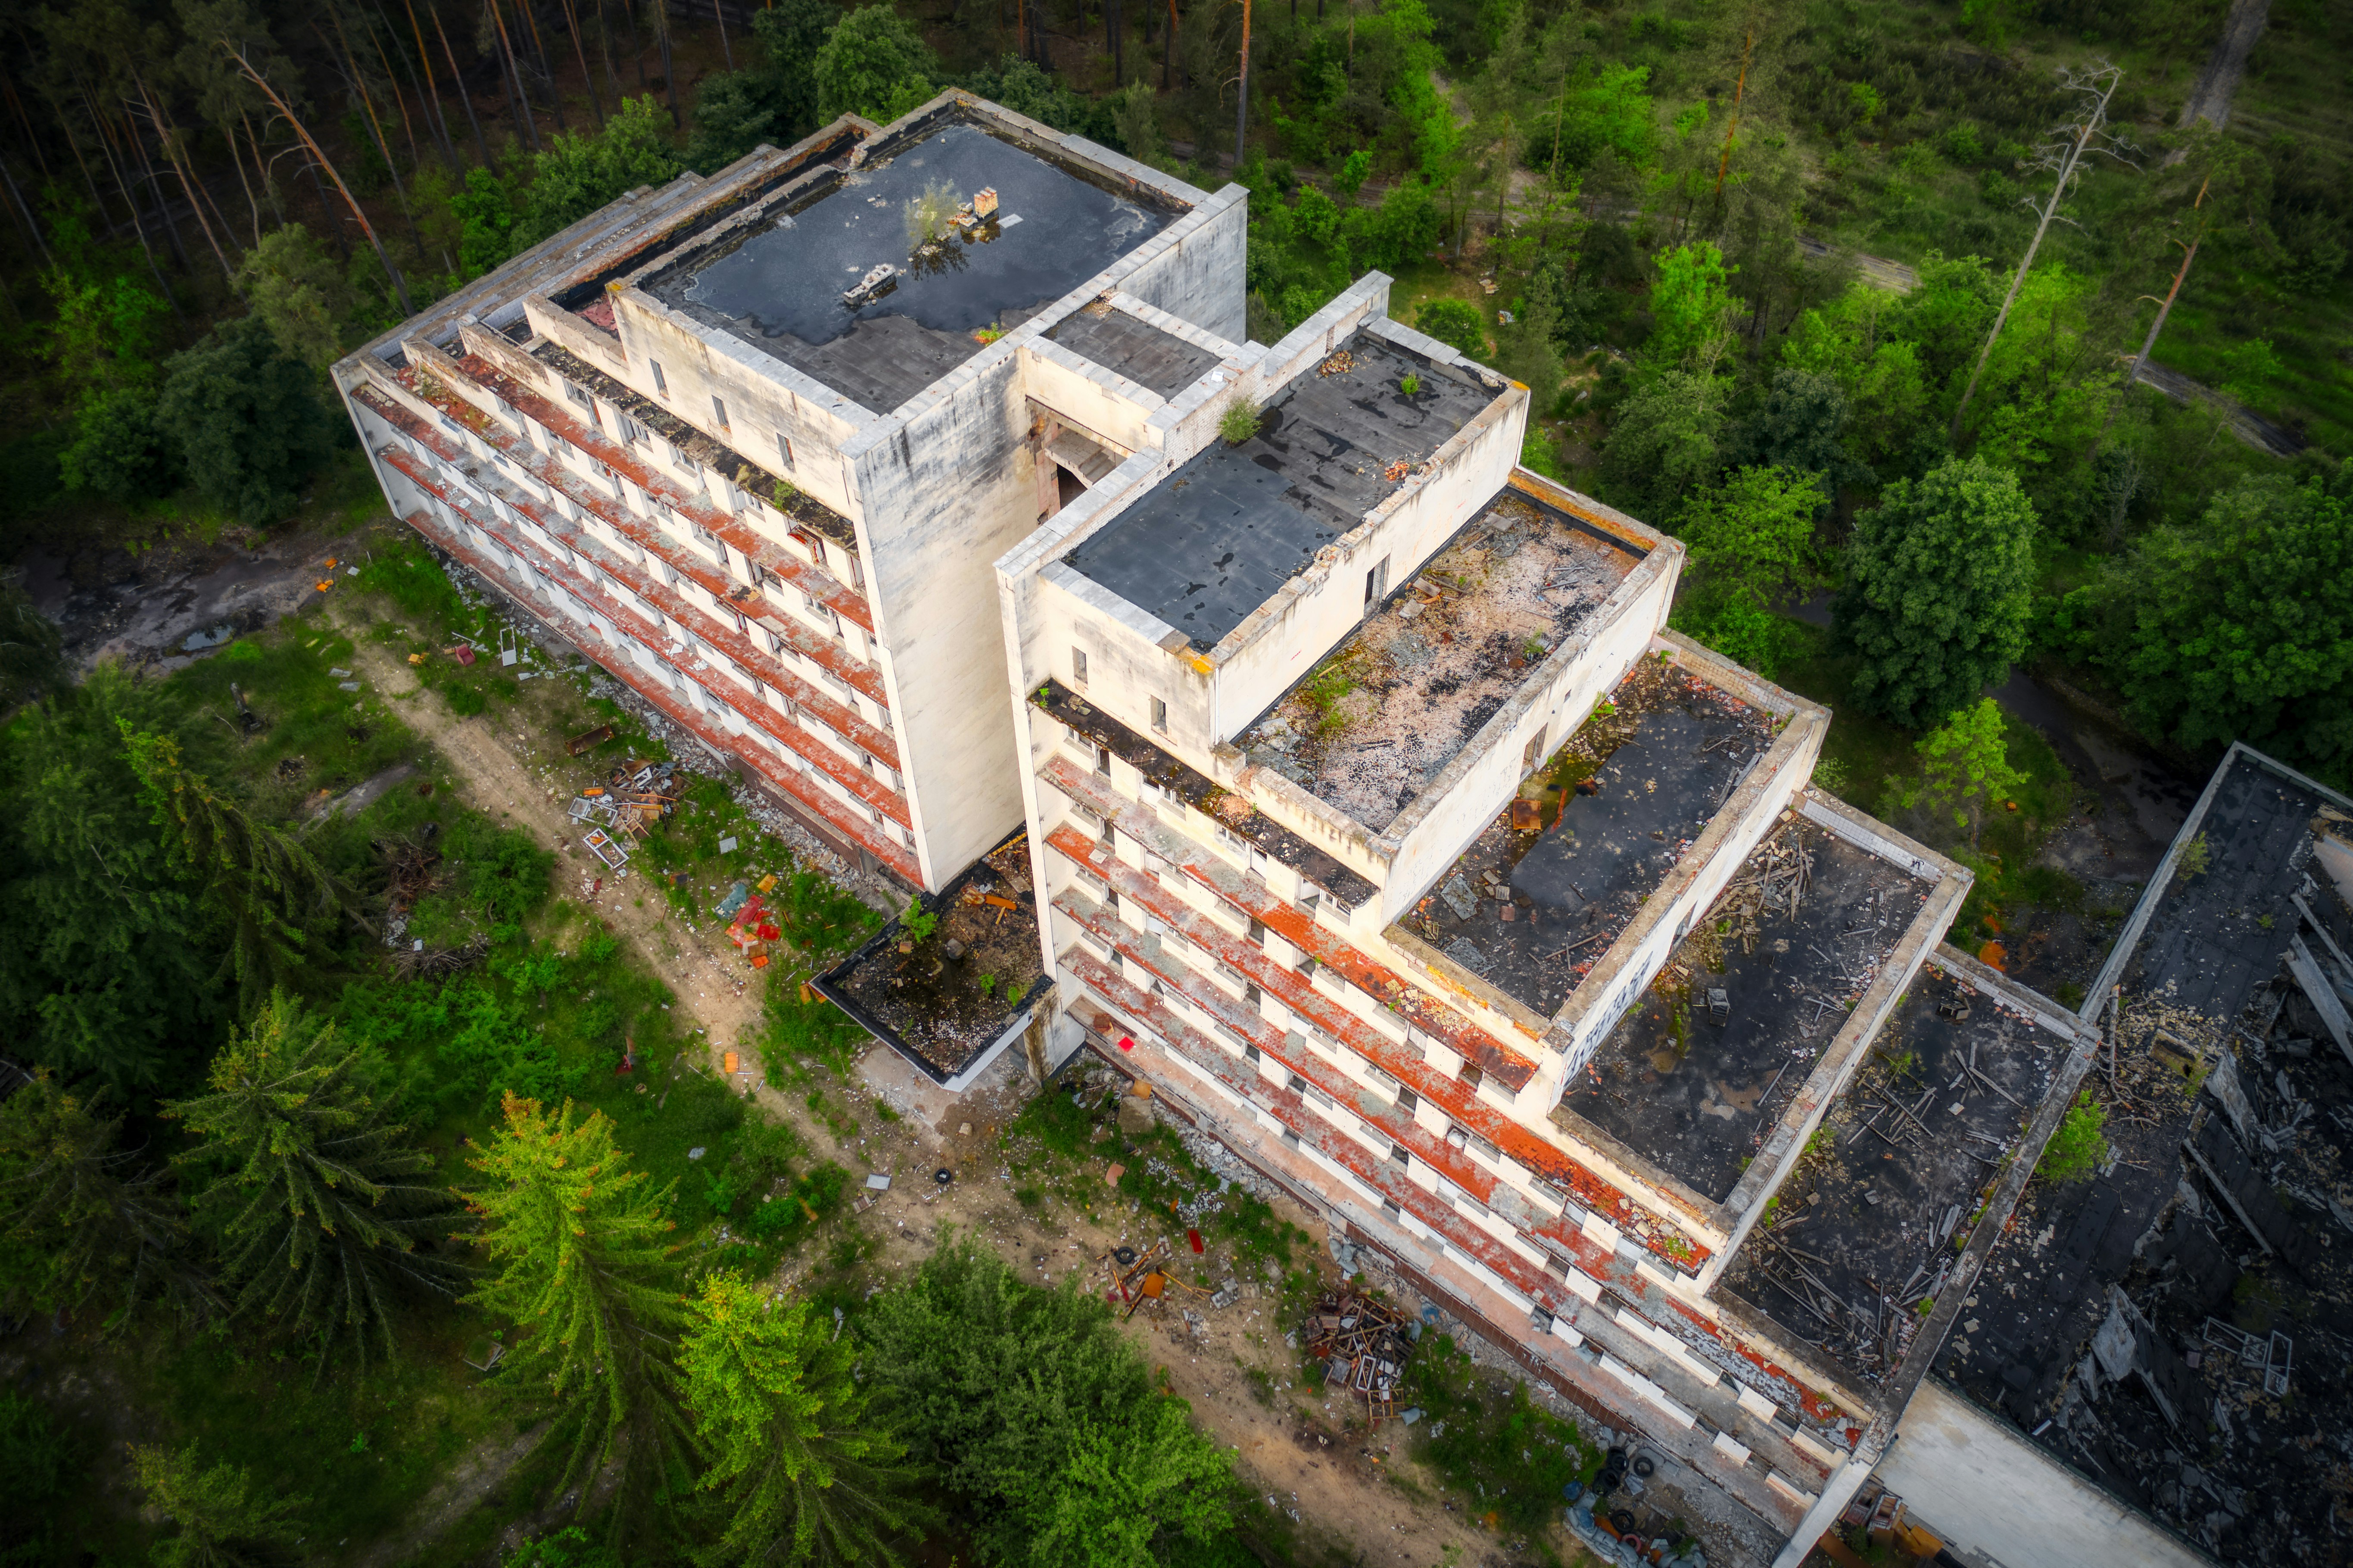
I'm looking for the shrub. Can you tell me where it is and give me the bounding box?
[2038,1092,2107,1183]
[1219,404,1262,444]
[1414,298,1489,359]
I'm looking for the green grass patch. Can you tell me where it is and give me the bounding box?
[1402,1333,1600,1537]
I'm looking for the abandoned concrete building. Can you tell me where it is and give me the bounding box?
[332,92,1243,896]
[340,91,2353,1568]
[986,272,2353,1564]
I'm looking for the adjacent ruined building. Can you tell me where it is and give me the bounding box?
[343,94,2353,1568]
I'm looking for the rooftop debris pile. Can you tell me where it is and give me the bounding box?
[1406,654,1774,1016]
[1929,753,2353,1565]
[1721,968,2063,1384]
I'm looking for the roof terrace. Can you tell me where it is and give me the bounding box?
[1236,486,1646,833]
[1062,336,1502,648]
[1560,817,1935,1201]
[1046,303,1225,399]
[1720,965,2070,1387]
[816,830,1048,1084]
[645,119,1179,414]
[1395,656,1776,1019]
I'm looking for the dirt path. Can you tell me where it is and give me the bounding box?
[338,623,768,1052]
[351,1425,545,1568]
[2178,0,2271,130]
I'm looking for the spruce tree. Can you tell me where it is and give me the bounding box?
[120,726,350,1016]
[0,1070,212,1325]
[464,1094,691,1533]
[168,994,462,1368]
[680,1272,929,1568]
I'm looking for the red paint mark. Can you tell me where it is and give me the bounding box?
[1187,1229,1204,1253]
[1118,1035,1135,1051]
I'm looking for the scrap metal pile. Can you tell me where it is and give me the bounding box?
[1309,1290,1414,1422]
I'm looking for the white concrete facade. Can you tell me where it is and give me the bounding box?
[333,92,1244,895]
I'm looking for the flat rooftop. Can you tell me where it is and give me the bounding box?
[1047,304,1224,399]
[1720,969,2069,1386]
[1063,337,1502,649]
[1396,657,1776,1018]
[649,121,1176,414]
[1558,817,1934,1200]
[1936,966,2351,1562]
[2106,750,2326,1018]
[1237,487,1645,833]
[817,832,1047,1082]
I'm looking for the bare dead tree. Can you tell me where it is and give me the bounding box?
[1950,62,2136,442]
[224,41,414,314]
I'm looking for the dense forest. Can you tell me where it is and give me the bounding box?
[0,0,2347,1562]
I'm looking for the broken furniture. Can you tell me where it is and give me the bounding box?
[1306,1289,1415,1423]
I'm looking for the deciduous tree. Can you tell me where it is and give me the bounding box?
[1412,298,1488,359]
[1898,698,2026,847]
[152,317,339,527]
[1644,239,1735,369]
[812,6,936,123]
[1833,456,2037,729]
[1022,1402,1235,1568]
[2060,470,2353,786]
[519,96,684,248]
[1676,464,1828,611]
[232,224,352,371]
[1596,368,1729,524]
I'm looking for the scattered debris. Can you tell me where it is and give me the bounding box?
[1305,1288,1416,1423]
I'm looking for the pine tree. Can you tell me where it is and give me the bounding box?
[120,725,350,1016]
[464,1094,691,1532]
[167,994,462,1368]
[0,669,220,1089]
[0,1069,213,1325]
[680,1272,929,1568]
[129,1441,305,1568]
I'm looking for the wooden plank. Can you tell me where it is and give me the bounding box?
[2288,935,2353,1071]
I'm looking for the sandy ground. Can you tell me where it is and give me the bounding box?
[337,617,1642,1568]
